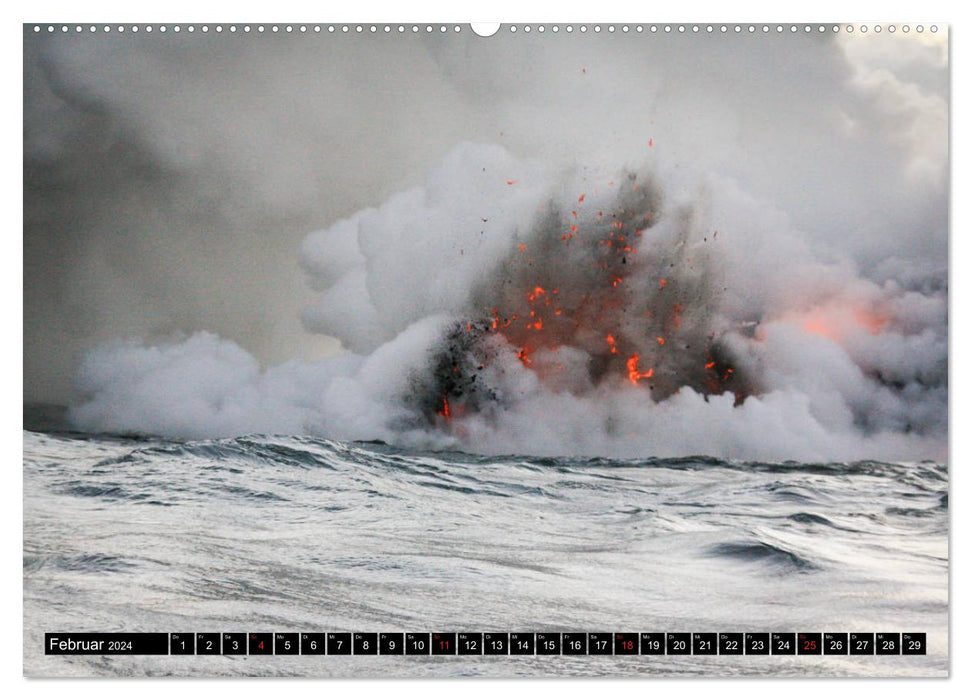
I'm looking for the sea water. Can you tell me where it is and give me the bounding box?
[23,429,948,677]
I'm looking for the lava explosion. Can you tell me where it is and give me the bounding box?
[419,169,757,426]
[69,143,947,462]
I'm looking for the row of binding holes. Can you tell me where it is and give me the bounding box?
[32,24,941,34]
[510,24,939,34]
[31,25,464,33]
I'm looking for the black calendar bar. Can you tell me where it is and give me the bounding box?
[44,632,927,655]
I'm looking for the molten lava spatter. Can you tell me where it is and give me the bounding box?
[417,169,756,425]
[606,334,618,355]
[626,354,654,384]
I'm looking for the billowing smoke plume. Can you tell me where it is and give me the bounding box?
[70,138,946,462]
[28,28,945,461]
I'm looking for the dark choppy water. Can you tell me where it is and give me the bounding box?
[23,429,948,677]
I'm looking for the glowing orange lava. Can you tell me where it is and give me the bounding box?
[627,354,654,384]
[438,396,451,420]
[797,305,888,343]
[606,334,618,355]
[465,183,743,403]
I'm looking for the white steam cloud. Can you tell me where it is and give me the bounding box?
[63,31,948,462]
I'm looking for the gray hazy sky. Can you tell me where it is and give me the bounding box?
[23,25,948,404]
